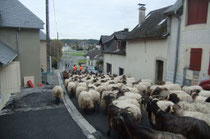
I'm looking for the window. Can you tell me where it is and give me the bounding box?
[189,48,202,71]
[106,63,112,74]
[187,0,208,25]
[119,68,124,75]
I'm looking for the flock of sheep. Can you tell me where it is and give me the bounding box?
[53,72,210,139]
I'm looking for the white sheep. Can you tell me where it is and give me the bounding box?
[52,86,63,104]
[163,83,181,91]
[117,96,140,108]
[169,91,193,102]
[88,89,100,105]
[76,85,88,98]
[198,90,210,98]
[78,91,94,110]
[182,85,203,95]
[156,100,174,111]
[100,90,119,109]
[112,99,142,123]
[171,105,210,126]
[67,81,77,97]
[124,92,142,103]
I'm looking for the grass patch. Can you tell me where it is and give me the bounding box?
[77,59,87,64]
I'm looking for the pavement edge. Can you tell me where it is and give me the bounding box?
[57,72,98,139]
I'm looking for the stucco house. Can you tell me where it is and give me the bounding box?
[84,48,103,72]
[101,0,210,85]
[0,0,44,88]
[99,29,129,75]
[40,31,47,72]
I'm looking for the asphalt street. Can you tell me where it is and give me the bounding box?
[0,107,86,139]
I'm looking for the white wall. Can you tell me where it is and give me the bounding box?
[0,61,21,110]
[104,39,169,83]
[176,1,210,84]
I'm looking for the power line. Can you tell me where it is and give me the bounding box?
[52,0,59,39]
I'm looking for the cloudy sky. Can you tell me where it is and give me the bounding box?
[19,0,177,39]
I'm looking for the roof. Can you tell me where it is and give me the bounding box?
[84,48,102,60]
[40,31,46,41]
[0,0,44,29]
[126,6,171,40]
[164,0,183,15]
[99,35,111,44]
[0,41,17,66]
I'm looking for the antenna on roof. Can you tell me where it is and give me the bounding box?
[138,3,146,7]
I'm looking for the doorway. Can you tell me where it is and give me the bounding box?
[155,60,163,82]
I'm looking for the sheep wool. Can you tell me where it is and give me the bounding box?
[78,91,94,110]
[52,86,63,99]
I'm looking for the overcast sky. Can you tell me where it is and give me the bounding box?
[19,0,177,40]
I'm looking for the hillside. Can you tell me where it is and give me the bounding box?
[60,39,99,45]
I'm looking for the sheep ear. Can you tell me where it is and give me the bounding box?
[169,105,174,113]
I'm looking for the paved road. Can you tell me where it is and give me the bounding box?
[0,107,86,139]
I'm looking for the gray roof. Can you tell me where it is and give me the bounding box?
[126,6,171,40]
[99,35,111,44]
[0,41,17,66]
[0,0,44,29]
[40,31,46,41]
[164,0,183,15]
[84,48,102,60]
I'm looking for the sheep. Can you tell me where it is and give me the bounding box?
[168,104,210,126]
[169,90,193,102]
[182,85,203,95]
[198,90,210,98]
[76,85,88,98]
[64,78,71,86]
[124,92,142,103]
[118,112,186,139]
[146,100,210,139]
[112,99,142,123]
[67,81,77,97]
[78,91,94,111]
[117,96,140,108]
[100,90,119,109]
[135,83,148,96]
[163,83,181,91]
[191,92,207,103]
[52,86,63,104]
[156,100,174,111]
[88,89,100,111]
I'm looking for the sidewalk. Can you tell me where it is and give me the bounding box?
[0,73,86,139]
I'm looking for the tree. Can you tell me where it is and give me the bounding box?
[50,39,64,68]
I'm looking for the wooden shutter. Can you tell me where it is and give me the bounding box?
[208,56,210,75]
[188,0,208,25]
[190,48,202,71]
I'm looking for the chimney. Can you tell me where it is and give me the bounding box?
[124,28,129,32]
[138,3,146,26]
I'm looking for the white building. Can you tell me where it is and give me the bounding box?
[100,0,210,85]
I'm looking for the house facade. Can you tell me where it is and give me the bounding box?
[165,0,210,85]
[101,0,210,85]
[0,0,44,88]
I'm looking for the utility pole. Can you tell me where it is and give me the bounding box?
[46,0,51,72]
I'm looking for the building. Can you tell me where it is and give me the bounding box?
[40,31,47,72]
[0,0,44,87]
[100,0,210,85]
[99,29,128,75]
[165,0,210,85]
[0,41,20,110]
[84,48,103,72]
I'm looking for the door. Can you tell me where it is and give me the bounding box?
[156,60,163,82]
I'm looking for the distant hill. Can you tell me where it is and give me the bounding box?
[60,39,99,46]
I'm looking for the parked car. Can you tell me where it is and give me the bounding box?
[86,66,98,73]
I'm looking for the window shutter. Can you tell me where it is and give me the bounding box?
[188,0,208,25]
[208,57,210,75]
[190,48,202,71]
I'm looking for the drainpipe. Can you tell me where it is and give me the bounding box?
[173,14,181,83]
[16,28,20,54]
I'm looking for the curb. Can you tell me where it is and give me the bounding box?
[57,72,97,139]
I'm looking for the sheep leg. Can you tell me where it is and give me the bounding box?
[107,128,111,136]
[55,98,60,105]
